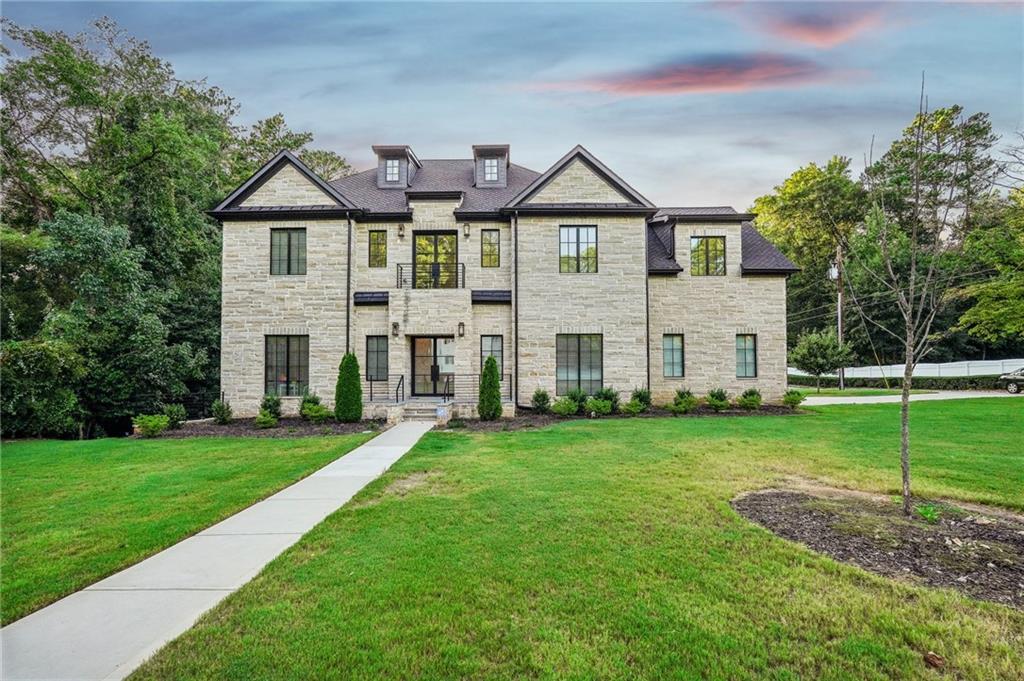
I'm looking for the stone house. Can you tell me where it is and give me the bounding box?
[211,144,797,419]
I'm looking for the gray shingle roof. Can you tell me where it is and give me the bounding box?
[654,206,738,219]
[647,223,682,273]
[330,160,540,215]
[740,222,800,274]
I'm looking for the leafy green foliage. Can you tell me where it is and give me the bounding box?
[254,409,278,429]
[302,403,332,425]
[133,414,169,438]
[620,399,646,416]
[335,353,363,422]
[0,338,84,438]
[737,388,762,411]
[789,329,855,392]
[782,390,806,409]
[478,355,502,421]
[260,394,282,419]
[551,397,578,417]
[300,392,322,420]
[161,403,187,429]
[584,398,612,417]
[667,389,698,415]
[530,388,551,414]
[706,389,729,412]
[211,399,232,425]
[565,388,587,414]
[915,504,941,524]
[592,387,619,413]
[630,387,652,409]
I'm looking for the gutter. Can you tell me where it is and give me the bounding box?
[346,215,353,353]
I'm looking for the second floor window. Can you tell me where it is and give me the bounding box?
[366,336,388,381]
[691,236,725,276]
[270,228,306,275]
[663,334,684,377]
[559,226,598,273]
[481,230,500,267]
[265,335,308,396]
[385,158,400,182]
[736,334,757,378]
[484,157,499,182]
[368,230,387,268]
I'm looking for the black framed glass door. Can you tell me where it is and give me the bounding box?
[412,337,456,395]
[414,232,457,288]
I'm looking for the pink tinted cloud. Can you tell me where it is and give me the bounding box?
[717,2,887,48]
[532,53,837,96]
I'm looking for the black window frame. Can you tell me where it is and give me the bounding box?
[483,157,499,182]
[481,229,500,268]
[270,228,307,276]
[690,236,726,276]
[385,158,400,183]
[663,334,685,378]
[366,335,388,381]
[368,230,388,268]
[559,225,598,274]
[264,335,309,397]
[480,335,503,376]
[736,334,758,378]
[555,333,603,395]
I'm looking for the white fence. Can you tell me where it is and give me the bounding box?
[789,358,1024,378]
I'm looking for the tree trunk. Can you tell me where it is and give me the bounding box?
[900,334,914,516]
[816,376,821,393]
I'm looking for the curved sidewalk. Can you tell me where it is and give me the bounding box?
[1,421,434,681]
[803,390,1018,406]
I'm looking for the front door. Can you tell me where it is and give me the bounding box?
[414,233,458,288]
[412,337,456,395]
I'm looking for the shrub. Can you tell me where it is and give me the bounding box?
[915,503,941,524]
[161,403,187,429]
[785,374,1003,391]
[551,397,579,417]
[133,414,169,438]
[530,388,551,414]
[706,389,729,412]
[782,389,805,409]
[303,403,332,424]
[478,355,502,421]
[260,394,282,419]
[0,339,84,439]
[254,408,278,429]
[211,399,232,424]
[737,388,762,411]
[335,352,363,422]
[668,389,698,415]
[630,387,652,409]
[565,388,588,414]
[447,418,467,429]
[788,329,854,393]
[585,397,612,417]
[593,387,620,413]
[620,399,646,416]
[299,392,321,420]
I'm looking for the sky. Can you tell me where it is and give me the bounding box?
[4,1,1023,208]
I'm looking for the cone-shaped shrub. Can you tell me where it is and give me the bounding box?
[335,352,363,422]
[478,355,502,421]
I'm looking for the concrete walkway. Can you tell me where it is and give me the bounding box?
[803,390,1018,406]
[1,421,433,681]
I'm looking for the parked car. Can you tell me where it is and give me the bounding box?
[998,368,1024,394]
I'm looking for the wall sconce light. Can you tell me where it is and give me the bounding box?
[463,222,470,238]
[392,322,400,337]
[397,223,405,238]
[457,322,465,337]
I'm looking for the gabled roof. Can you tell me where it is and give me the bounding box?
[740,222,800,274]
[647,222,682,274]
[504,145,655,209]
[212,149,357,213]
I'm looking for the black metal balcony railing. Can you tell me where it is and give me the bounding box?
[440,374,513,403]
[362,374,405,403]
[396,263,466,289]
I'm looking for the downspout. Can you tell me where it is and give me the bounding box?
[345,214,352,353]
[513,210,519,407]
[644,220,651,390]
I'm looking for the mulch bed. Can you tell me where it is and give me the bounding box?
[158,418,386,439]
[733,490,1024,610]
[446,404,800,432]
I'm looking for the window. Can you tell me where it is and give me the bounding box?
[481,229,500,267]
[559,226,598,273]
[663,334,684,378]
[736,334,757,378]
[484,157,499,182]
[481,335,503,375]
[690,236,725,276]
[270,228,306,275]
[556,334,602,395]
[368,230,387,268]
[366,336,388,381]
[265,335,309,396]
[385,158,400,183]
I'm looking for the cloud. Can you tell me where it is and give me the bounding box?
[531,53,839,96]
[719,2,887,48]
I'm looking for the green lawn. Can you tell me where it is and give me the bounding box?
[132,399,1023,680]
[0,433,371,624]
[794,387,935,397]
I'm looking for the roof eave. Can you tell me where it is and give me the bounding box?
[208,207,363,221]
[502,206,658,217]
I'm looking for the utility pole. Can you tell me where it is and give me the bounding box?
[836,242,845,391]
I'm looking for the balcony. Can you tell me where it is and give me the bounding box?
[395,262,466,289]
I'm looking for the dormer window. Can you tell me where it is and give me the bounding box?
[385,159,400,183]
[484,158,499,182]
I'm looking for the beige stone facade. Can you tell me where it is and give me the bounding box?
[217,146,792,417]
